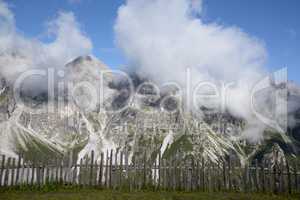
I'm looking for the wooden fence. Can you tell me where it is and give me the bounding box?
[0,150,299,194]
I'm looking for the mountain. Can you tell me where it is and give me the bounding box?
[0,55,299,166]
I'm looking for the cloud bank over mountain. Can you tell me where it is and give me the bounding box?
[115,0,267,84]
[0,0,293,142]
[114,0,286,140]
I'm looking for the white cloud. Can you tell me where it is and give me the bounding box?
[0,0,92,84]
[115,0,266,84]
[44,11,93,68]
[115,0,270,140]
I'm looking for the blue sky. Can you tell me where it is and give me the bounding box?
[7,0,300,83]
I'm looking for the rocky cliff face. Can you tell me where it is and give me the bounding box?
[0,55,299,166]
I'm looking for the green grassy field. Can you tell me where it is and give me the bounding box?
[0,189,299,200]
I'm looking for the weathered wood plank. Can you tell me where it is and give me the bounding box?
[228,158,232,191]
[143,151,146,188]
[119,151,123,189]
[104,150,109,187]
[94,160,98,186]
[113,150,118,190]
[59,159,64,185]
[98,152,104,187]
[279,158,284,193]
[255,159,259,192]
[157,153,161,190]
[109,149,113,189]
[45,162,50,185]
[11,158,15,186]
[173,157,177,191]
[0,155,5,186]
[37,162,41,187]
[286,160,292,194]
[30,161,35,186]
[190,157,194,191]
[79,158,83,186]
[55,159,59,183]
[125,150,130,190]
[26,162,30,185]
[73,159,77,185]
[268,161,273,193]
[4,157,11,186]
[273,159,278,194]
[84,156,89,186]
[153,154,157,190]
[89,150,94,186]
[294,161,298,192]
[243,162,248,192]
[20,158,25,185]
[15,155,21,185]
[261,160,266,193]
[222,160,226,190]
[202,159,205,191]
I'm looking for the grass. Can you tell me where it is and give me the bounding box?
[0,188,299,200]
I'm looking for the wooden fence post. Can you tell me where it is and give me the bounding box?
[173,157,177,191]
[89,151,94,186]
[30,160,35,186]
[157,153,161,190]
[179,158,182,191]
[208,161,212,192]
[20,158,25,185]
[11,158,16,187]
[26,162,29,185]
[60,159,64,185]
[243,162,248,192]
[294,161,298,192]
[273,161,278,194]
[15,155,21,186]
[109,149,113,189]
[45,161,50,185]
[113,150,118,190]
[83,156,88,186]
[105,150,109,188]
[132,155,136,191]
[125,150,129,190]
[166,157,170,191]
[222,160,226,190]
[42,162,45,186]
[98,152,103,187]
[255,159,259,192]
[0,155,5,187]
[190,157,194,191]
[37,162,41,188]
[143,151,146,188]
[165,158,168,190]
[267,161,272,193]
[73,159,77,185]
[119,151,123,189]
[78,158,83,185]
[4,157,11,187]
[228,158,232,191]
[153,154,157,190]
[286,160,291,194]
[261,160,266,193]
[201,158,205,192]
[279,158,284,193]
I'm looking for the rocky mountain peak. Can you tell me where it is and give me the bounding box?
[65,55,108,72]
